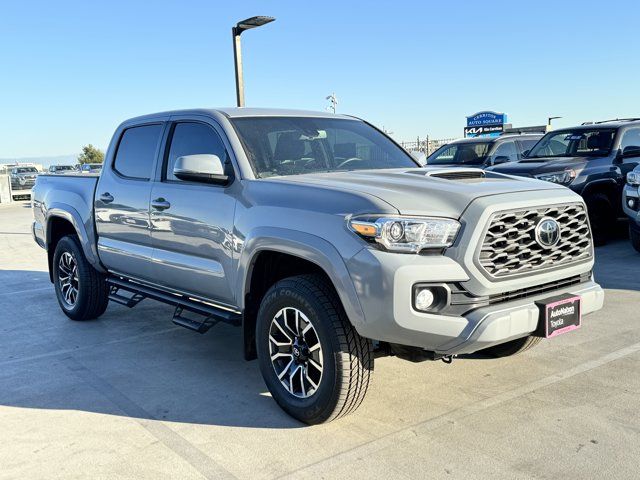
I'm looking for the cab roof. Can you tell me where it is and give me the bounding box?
[124,107,356,124]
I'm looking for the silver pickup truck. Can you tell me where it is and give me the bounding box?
[32,108,604,424]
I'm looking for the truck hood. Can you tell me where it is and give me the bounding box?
[489,157,592,177]
[266,167,564,218]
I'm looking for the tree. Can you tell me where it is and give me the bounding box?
[77,144,104,164]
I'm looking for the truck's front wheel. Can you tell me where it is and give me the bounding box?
[53,235,109,321]
[256,274,373,424]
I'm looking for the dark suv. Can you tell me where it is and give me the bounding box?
[426,133,543,168]
[489,120,640,244]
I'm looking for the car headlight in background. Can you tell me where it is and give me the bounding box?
[349,215,460,253]
[535,169,577,185]
[627,171,640,187]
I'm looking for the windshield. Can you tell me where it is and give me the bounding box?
[427,142,492,165]
[231,117,418,178]
[56,165,75,170]
[527,129,615,159]
[16,167,37,173]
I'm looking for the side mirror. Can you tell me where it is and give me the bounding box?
[173,154,229,185]
[622,146,640,158]
[521,149,530,158]
[493,155,510,165]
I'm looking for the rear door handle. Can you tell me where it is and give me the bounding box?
[99,192,114,204]
[151,198,171,211]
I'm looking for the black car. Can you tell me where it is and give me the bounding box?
[489,120,640,244]
[426,133,543,168]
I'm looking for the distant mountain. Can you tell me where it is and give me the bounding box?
[0,154,79,169]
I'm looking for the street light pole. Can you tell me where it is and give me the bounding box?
[547,116,562,131]
[232,16,275,107]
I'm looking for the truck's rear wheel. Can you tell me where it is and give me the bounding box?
[53,235,109,321]
[256,274,373,424]
[481,335,542,358]
[630,224,640,253]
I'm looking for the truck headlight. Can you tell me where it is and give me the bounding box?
[627,171,640,187]
[348,215,460,253]
[535,169,576,185]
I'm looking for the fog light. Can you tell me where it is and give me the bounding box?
[415,288,435,311]
[628,198,637,209]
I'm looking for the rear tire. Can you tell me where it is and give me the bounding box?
[53,235,109,321]
[481,335,542,358]
[256,274,373,424]
[585,193,614,246]
[630,225,640,253]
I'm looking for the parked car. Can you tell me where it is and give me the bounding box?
[79,163,103,174]
[426,133,542,167]
[489,120,640,245]
[32,108,603,424]
[9,166,38,190]
[623,165,640,252]
[48,165,77,174]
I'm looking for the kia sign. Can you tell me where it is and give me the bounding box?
[464,126,503,137]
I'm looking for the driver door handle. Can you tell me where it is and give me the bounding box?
[151,198,171,211]
[99,192,114,204]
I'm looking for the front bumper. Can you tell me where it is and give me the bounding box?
[622,184,640,226]
[346,247,604,356]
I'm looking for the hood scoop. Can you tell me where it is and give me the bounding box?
[420,168,486,181]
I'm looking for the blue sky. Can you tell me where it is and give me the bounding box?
[2,0,639,158]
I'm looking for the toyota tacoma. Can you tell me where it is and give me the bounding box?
[32,108,604,424]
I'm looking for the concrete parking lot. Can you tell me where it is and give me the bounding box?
[1,201,639,480]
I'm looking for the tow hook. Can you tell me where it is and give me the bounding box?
[441,354,455,364]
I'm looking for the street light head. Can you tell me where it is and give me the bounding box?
[236,16,275,34]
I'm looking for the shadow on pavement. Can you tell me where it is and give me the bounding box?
[0,269,302,429]
[594,238,640,291]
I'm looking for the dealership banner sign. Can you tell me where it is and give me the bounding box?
[465,111,506,137]
[464,125,504,137]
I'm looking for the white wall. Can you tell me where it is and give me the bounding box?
[0,175,11,203]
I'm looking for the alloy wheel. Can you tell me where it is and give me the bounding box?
[58,251,79,307]
[268,307,324,398]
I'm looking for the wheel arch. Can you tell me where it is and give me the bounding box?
[582,178,619,206]
[237,228,366,360]
[45,206,104,281]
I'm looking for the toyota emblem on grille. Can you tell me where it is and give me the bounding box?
[535,217,561,248]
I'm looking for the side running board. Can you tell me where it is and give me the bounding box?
[106,276,241,333]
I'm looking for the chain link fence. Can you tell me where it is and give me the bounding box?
[400,137,457,156]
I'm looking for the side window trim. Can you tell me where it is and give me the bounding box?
[112,122,165,181]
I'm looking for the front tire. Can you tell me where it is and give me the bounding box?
[481,335,542,358]
[53,235,109,321]
[585,193,614,246]
[256,274,373,424]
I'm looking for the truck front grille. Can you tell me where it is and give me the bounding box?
[478,203,592,278]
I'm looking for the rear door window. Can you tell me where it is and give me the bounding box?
[114,124,163,179]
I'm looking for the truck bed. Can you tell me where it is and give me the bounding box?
[32,173,99,255]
